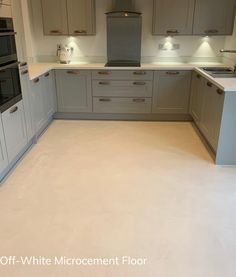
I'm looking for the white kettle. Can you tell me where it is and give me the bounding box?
[58,45,73,64]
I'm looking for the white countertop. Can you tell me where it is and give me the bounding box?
[28,62,236,92]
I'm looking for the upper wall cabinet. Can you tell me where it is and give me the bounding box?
[67,0,96,35]
[41,0,96,36]
[152,0,195,35]
[193,0,236,35]
[41,0,68,35]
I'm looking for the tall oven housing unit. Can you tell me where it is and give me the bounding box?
[106,0,142,67]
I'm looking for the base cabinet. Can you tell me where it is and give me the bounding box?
[1,101,27,164]
[43,71,57,118]
[56,70,92,113]
[152,71,191,114]
[0,119,8,176]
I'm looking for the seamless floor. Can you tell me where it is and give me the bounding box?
[0,120,236,277]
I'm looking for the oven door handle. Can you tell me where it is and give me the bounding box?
[0,62,20,71]
[0,32,17,37]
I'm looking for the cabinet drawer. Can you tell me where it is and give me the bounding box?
[0,3,12,17]
[92,70,153,80]
[2,101,27,163]
[93,97,152,114]
[92,80,153,97]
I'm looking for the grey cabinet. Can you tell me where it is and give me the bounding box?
[2,101,27,164]
[193,0,236,35]
[67,0,96,35]
[0,118,8,176]
[41,0,96,36]
[199,80,225,151]
[41,0,68,35]
[190,72,204,126]
[42,71,57,118]
[56,70,92,113]
[153,0,195,35]
[152,71,191,114]
[20,68,35,141]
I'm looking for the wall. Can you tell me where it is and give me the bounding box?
[29,0,226,63]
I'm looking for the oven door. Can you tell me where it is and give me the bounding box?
[0,32,17,65]
[0,62,22,113]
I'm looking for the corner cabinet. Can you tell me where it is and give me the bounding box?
[153,0,195,35]
[193,0,236,35]
[56,70,92,113]
[152,71,191,114]
[41,0,96,36]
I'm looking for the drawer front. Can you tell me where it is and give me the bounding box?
[92,80,153,97]
[93,97,152,114]
[0,3,12,17]
[92,70,153,80]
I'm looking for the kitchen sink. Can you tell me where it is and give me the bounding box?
[201,67,236,78]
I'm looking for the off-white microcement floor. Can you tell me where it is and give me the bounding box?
[0,120,236,277]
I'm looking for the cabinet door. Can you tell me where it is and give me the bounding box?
[200,81,225,151]
[190,72,204,126]
[42,71,57,118]
[2,101,27,164]
[20,69,35,141]
[153,0,195,35]
[193,0,236,35]
[41,0,68,35]
[67,0,96,35]
[56,70,92,113]
[0,118,8,176]
[30,77,46,133]
[152,71,191,114]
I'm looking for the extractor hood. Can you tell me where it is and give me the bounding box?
[110,0,136,13]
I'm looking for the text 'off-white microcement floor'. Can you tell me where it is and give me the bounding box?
[0,121,236,277]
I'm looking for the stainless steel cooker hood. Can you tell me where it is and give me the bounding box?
[105,0,142,67]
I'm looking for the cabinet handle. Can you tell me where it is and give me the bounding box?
[0,80,6,83]
[133,98,145,103]
[67,70,80,75]
[133,82,146,85]
[74,30,87,34]
[217,88,224,95]
[196,74,201,79]
[133,71,146,75]
[99,81,110,85]
[10,106,18,114]
[204,29,219,34]
[207,82,212,87]
[166,29,179,34]
[20,62,27,67]
[99,98,111,102]
[21,70,28,75]
[44,72,50,77]
[166,71,180,75]
[98,71,110,75]
[34,78,40,83]
[50,30,62,34]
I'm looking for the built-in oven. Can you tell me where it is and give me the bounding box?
[0,17,21,112]
[0,17,17,66]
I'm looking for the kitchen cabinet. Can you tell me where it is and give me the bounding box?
[199,80,225,151]
[0,117,8,176]
[152,71,191,114]
[41,0,96,36]
[0,0,11,5]
[20,68,35,141]
[67,0,96,35]
[56,70,92,113]
[152,0,195,35]
[190,71,204,126]
[41,0,68,35]
[193,0,236,35]
[42,71,57,118]
[2,101,27,164]
[92,70,153,80]
[0,2,12,17]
